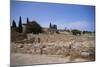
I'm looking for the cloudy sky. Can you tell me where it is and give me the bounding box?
[11,0,95,31]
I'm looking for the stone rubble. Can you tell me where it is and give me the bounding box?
[11,33,95,61]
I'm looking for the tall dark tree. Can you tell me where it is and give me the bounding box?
[49,23,52,29]
[12,20,16,28]
[11,20,18,32]
[27,17,29,24]
[18,16,22,33]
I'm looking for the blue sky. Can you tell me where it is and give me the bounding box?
[11,1,95,31]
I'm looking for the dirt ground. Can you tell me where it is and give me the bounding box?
[11,53,89,66]
[11,33,95,66]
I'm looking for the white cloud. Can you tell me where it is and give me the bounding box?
[66,21,89,31]
[57,21,90,31]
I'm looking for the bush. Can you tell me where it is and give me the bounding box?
[83,31,93,34]
[26,21,42,34]
[71,29,81,35]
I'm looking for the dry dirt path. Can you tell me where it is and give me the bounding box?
[11,53,88,66]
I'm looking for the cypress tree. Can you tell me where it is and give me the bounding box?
[18,16,22,33]
[49,23,52,29]
[11,20,18,32]
[27,17,29,24]
[12,20,16,28]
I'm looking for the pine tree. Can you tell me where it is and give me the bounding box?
[11,20,18,32]
[12,20,16,28]
[18,16,22,33]
[27,17,29,24]
[49,23,52,29]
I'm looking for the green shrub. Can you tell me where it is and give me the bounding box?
[71,29,81,35]
[26,21,42,34]
[83,31,93,34]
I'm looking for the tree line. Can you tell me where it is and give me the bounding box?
[11,16,95,35]
[11,16,23,33]
[65,29,95,35]
[11,16,42,34]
